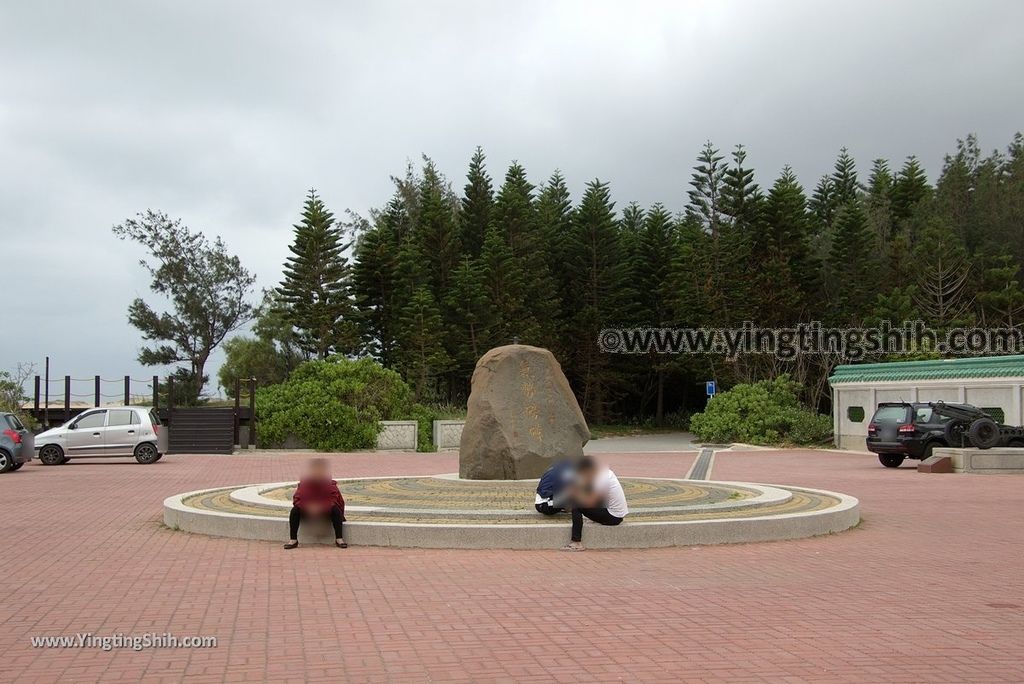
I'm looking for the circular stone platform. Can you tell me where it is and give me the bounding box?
[164,476,859,549]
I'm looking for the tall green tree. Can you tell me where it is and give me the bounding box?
[827,201,877,322]
[397,286,451,401]
[536,171,575,355]
[976,255,1024,328]
[831,147,861,206]
[479,222,523,346]
[112,211,256,403]
[564,180,632,422]
[686,141,728,239]
[891,156,930,227]
[686,142,730,321]
[352,195,407,365]
[417,159,461,301]
[277,190,357,359]
[809,175,837,235]
[461,147,494,259]
[491,162,558,346]
[445,256,494,381]
[218,292,308,395]
[911,216,973,328]
[759,167,818,321]
[720,144,762,322]
[635,203,677,422]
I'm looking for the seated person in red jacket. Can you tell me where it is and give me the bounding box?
[284,458,347,549]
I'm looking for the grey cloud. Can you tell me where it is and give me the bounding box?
[1,0,1022,393]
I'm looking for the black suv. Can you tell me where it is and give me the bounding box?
[866,402,957,467]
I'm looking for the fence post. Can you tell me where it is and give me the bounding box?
[166,376,174,455]
[33,376,40,415]
[168,376,175,418]
[233,378,241,446]
[44,359,49,428]
[64,376,71,423]
[124,376,130,406]
[94,376,100,407]
[152,375,160,411]
[248,377,257,448]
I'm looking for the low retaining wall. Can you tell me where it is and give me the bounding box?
[935,447,1024,474]
[432,420,464,450]
[377,421,418,450]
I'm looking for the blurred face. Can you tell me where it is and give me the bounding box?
[576,463,597,485]
[309,460,330,480]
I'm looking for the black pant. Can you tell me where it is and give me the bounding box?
[289,505,344,540]
[535,502,564,515]
[571,506,623,542]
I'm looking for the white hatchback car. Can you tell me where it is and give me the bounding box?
[35,407,166,465]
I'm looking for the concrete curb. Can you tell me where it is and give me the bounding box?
[163,478,859,550]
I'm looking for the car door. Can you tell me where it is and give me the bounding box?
[103,409,137,456]
[65,410,107,456]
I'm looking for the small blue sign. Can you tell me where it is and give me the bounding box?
[706,380,717,397]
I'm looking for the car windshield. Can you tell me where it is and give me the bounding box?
[873,405,909,424]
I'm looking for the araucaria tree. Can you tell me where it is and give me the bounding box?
[113,211,256,403]
[278,190,358,359]
[336,132,1024,423]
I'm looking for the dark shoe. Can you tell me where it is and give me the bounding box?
[283,540,299,550]
[336,540,348,548]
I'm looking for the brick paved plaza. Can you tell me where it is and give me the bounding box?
[2,448,1024,683]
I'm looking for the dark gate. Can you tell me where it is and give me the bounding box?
[168,408,235,454]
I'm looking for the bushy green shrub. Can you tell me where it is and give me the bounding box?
[689,375,832,446]
[256,357,414,451]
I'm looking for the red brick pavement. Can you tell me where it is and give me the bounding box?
[1,448,1023,683]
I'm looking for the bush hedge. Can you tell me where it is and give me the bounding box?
[256,357,414,451]
[689,375,832,446]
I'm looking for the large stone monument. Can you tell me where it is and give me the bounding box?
[459,345,589,479]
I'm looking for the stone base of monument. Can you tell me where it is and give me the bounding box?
[934,447,1024,474]
[918,454,953,473]
[164,475,859,549]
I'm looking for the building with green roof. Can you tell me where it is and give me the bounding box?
[829,355,1024,449]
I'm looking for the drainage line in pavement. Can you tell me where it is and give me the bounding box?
[688,448,715,480]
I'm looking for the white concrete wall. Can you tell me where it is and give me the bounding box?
[376,421,418,451]
[832,377,1024,450]
[916,387,960,403]
[432,420,464,450]
[836,388,871,449]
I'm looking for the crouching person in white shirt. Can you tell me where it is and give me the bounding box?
[562,456,628,551]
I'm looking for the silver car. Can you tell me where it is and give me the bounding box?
[35,407,166,465]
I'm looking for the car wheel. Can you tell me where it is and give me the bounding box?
[10,462,24,471]
[0,449,13,473]
[153,454,163,462]
[39,445,65,466]
[968,418,1000,450]
[134,443,159,464]
[879,454,905,468]
[921,442,936,460]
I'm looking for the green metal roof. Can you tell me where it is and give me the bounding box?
[829,355,1024,384]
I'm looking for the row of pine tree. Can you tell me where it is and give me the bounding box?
[269,133,1024,423]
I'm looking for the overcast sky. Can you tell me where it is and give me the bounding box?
[2,0,1022,400]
